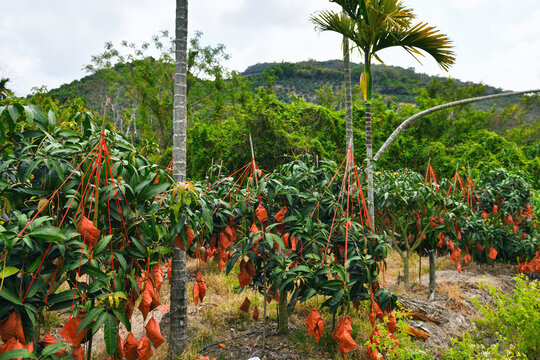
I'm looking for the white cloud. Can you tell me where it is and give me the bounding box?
[0,0,538,96]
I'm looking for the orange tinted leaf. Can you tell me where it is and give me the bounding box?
[274,206,287,223]
[239,297,250,313]
[137,335,153,360]
[145,317,165,349]
[256,204,268,223]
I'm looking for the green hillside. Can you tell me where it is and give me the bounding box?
[49,59,523,111]
[241,59,522,108]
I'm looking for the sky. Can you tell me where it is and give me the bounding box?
[1,0,539,97]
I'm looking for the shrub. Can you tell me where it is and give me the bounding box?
[470,275,540,358]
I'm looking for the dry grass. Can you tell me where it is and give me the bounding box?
[437,282,465,299]
[80,248,519,359]
[384,250,433,294]
[178,258,382,360]
[66,250,465,359]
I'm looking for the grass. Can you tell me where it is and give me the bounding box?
[178,257,382,360]
[84,249,474,359]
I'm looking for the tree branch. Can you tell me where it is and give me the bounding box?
[374,89,540,161]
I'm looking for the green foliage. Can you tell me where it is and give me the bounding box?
[443,333,526,360]
[40,37,538,187]
[470,275,540,358]
[0,101,181,358]
[439,276,538,360]
[184,155,394,316]
[368,313,433,360]
[187,89,346,179]
[458,169,539,264]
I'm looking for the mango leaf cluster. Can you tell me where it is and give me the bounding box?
[0,103,179,358]
[174,156,396,316]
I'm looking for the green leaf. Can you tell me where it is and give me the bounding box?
[157,246,172,255]
[23,159,42,182]
[77,307,103,333]
[25,255,42,273]
[81,265,109,281]
[91,311,108,335]
[140,182,170,202]
[226,252,242,275]
[24,106,35,125]
[115,253,127,271]
[68,257,89,270]
[0,267,19,279]
[50,159,65,182]
[40,343,68,357]
[47,290,76,305]
[278,277,295,293]
[290,265,311,273]
[300,288,317,302]
[201,204,213,233]
[93,235,113,255]
[7,105,20,124]
[329,288,344,307]
[104,312,118,356]
[20,307,35,344]
[28,227,66,242]
[111,309,131,332]
[24,280,43,300]
[47,110,57,129]
[47,300,74,311]
[130,237,147,256]
[0,287,23,305]
[0,349,36,360]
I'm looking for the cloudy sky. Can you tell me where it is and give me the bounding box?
[1,0,539,96]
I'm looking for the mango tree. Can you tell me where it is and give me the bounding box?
[172,155,395,357]
[0,102,185,359]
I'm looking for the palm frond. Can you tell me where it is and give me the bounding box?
[330,0,365,20]
[373,22,456,71]
[311,10,362,50]
[368,0,413,31]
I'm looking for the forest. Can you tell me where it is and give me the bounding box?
[0,1,539,360]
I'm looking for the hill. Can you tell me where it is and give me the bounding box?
[49,59,524,111]
[241,59,522,108]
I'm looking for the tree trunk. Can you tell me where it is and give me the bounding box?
[287,287,300,314]
[428,249,436,300]
[364,55,375,227]
[277,290,288,334]
[170,0,189,356]
[403,254,410,288]
[343,31,353,154]
[418,254,422,285]
[365,101,375,226]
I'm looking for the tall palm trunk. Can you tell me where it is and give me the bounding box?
[364,54,375,226]
[343,23,353,153]
[170,0,189,355]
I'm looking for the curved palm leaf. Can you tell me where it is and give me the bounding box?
[312,11,359,47]
[373,22,455,71]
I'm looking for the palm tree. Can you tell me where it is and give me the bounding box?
[0,78,13,100]
[312,0,455,225]
[170,0,189,355]
[343,25,354,154]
